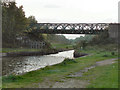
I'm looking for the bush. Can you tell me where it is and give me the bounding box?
[59,58,77,66]
[3,75,23,83]
[102,54,108,57]
[111,52,115,56]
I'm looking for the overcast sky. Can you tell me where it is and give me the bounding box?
[16,0,119,39]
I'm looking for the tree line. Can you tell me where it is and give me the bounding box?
[2,1,71,48]
[74,31,116,50]
[2,1,48,48]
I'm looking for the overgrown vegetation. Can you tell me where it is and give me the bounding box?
[84,63,118,88]
[2,1,51,49]
[2,44,118,88]
[47,34,71,45]
[1,48,42,53]
[51,43,73,49]
[74,30,118,50]
[2,1,28,48]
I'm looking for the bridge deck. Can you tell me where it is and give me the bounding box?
[26,23,110,34]
[32,29,107,34]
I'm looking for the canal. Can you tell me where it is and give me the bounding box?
[2,50,74,76]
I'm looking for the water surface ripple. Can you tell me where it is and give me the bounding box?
[2,50,74,75]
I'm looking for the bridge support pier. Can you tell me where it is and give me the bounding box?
[108,23,119,43]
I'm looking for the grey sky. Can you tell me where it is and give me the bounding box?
[16,0,119,39]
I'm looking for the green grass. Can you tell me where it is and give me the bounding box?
[81,62,118,88]
[2,44,118,88]
[75,44,118,58]
[0,77,2,89]
[2,49,118,88]
[1,48,43,53]
[51,43,73,49]
[1,43,73,53]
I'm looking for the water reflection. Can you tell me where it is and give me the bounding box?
[2,50,74,75]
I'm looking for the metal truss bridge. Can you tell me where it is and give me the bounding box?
[27,23,110,34]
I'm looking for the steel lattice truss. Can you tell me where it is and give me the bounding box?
[29,23,110,34]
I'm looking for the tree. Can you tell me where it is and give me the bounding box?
[76,40,87,49]
[89,30,110,45]
[46,34,70,44]
[2,1,28,47]
[27,16,37,29]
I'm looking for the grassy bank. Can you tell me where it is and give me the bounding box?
[1,43,73,53]
[2,44,118,88]
[1,48,42,53]
[84,62,118,88]
[51,43,73,49]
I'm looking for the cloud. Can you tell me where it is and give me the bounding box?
[101,18,118,23]
[44,4,60,8]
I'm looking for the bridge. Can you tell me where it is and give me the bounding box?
[26,23,119,39]
[27,23,110,34]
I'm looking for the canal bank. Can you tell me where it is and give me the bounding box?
[2,50,75,76]
[2,48,118,88]
[1,48,74,57]
[2,49,88,76]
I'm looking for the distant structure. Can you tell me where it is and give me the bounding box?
[17,36,46,49]
[29,41,45,49]
[23,40,46,49]
[108,23,119,44]
[108,23,119,39]
[22,40,46,49]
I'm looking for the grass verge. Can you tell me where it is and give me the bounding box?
[51,43,73,49]
[81,62,118,88]
[1,48,42,53]
[2,48,118,88]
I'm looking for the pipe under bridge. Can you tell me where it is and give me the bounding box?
[27,23,112,34]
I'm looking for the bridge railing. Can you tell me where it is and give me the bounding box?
[25,23,114,34]
[32,23,109,31]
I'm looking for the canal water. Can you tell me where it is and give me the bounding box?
[2,50,74,76]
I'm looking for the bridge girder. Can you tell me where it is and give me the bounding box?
[26,23,110,34]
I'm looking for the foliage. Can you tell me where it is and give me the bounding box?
[27,16,37,28]
[89,30,115,45]
[47,34,70,44]
[70,35,94,44]
[75,40,88,49]
[2,1,52,49]
[3,75,23,83]
[2,1,28,48]
[51,43,73,49]
[57,58,77,66]
[74,31,116,50]
[26,31,45,41]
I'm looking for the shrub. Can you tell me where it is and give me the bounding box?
[59,58,77,66]
[111,52,115,56]
[3,75,23,83]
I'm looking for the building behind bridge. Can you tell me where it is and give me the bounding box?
[17,36,46,49]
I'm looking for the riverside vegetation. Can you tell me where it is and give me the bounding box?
[2,44,118,88]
